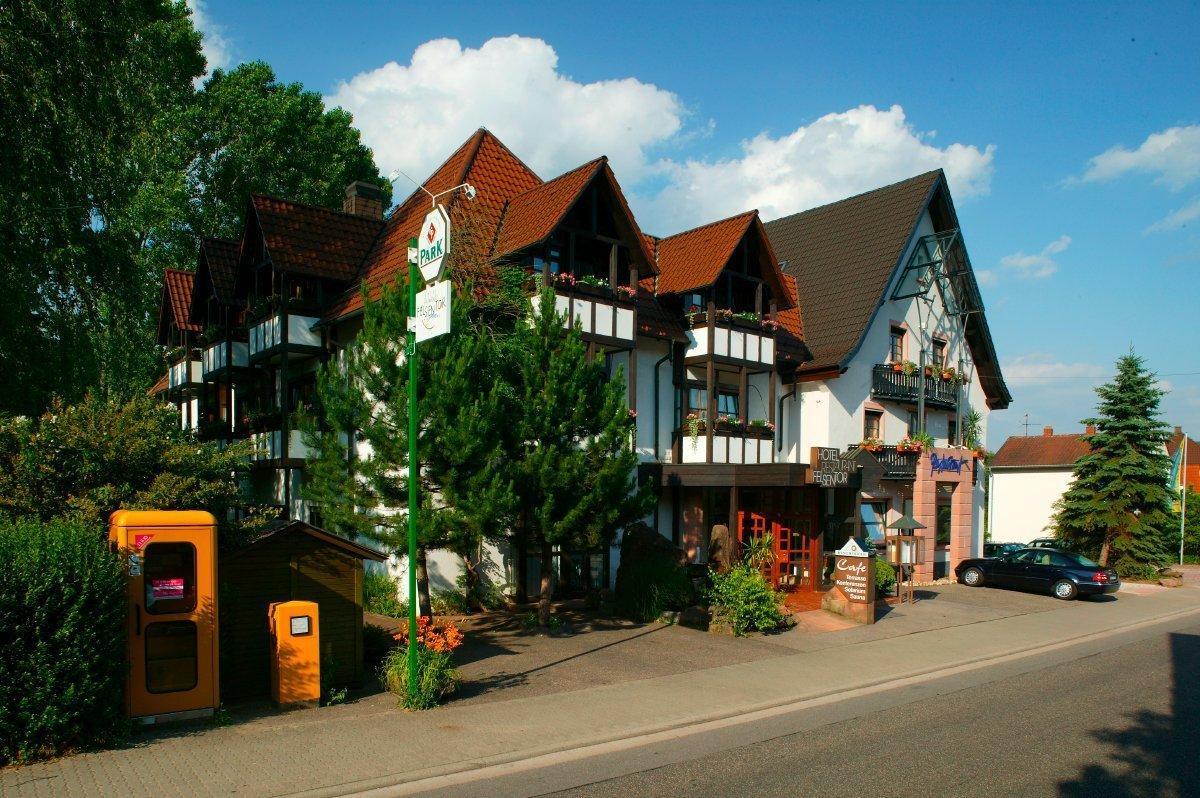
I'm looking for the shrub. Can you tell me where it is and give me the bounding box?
[0,518,128,764]
[363,569,407,618]
[706,564,784,635]
[363,623,397,668]
[874,559,897,595]
[381,618,465,710]
[614,555,693,622]
[431,588,469,616]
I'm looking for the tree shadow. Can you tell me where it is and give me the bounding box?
[1058,633,1200,797]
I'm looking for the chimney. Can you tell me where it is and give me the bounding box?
[1176,425,1184,436]
[343,181,385,220]
[1085,424,1096,435]
[1043,426,1054,437]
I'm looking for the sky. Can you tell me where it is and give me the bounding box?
[190,0,1200,444]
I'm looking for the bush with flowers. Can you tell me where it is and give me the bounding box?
[381,617,465,709]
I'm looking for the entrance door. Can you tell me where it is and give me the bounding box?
[126,529,217,718]
[772,517,820,591]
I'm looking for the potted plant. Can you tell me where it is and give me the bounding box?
[715,308,734,323]
[859,437,883,452]
[615,285,637,300]
[761,318,780,332]
[896,436,916,452]
[940,366,958,382]
[685,412,705,447]
[891,361,904,373]
[554,272,578,288]
[748,419,775,437]
[732,311,760,325]
[911,431,935,451]
[715,414,744,431]
[901,360,918,376]
[924,365,934,377]
[577,274,610,291]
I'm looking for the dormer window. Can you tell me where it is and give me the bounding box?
[889,326,905,363]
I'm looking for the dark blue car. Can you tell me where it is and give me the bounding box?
[955,547,1120,600]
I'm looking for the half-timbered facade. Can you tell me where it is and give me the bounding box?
[153,128,1009,600]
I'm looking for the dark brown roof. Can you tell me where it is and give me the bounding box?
[201,238,241,302]
[765,171,941,373]
[240,519,387,561]
[251,195,384,281]
[163,269,200,332]
[992,434,1092,468]
[327,128,543,319]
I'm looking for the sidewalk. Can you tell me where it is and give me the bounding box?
[4,585,1199,798]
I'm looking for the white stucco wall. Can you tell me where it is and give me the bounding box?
[989,468,1074,543]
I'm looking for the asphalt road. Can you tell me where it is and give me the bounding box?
[439,614,1200,798]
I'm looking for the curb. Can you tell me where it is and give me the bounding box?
[292,601,1200,797]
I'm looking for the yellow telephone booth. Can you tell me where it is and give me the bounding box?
[109,510,220,723]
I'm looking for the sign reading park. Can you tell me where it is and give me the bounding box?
[417,205,451,283]
[810,447,855,487]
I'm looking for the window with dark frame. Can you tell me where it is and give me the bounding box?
[716,391,739,417]
[889,326,905,363]
[932,339,947,369]
[907,411,919,436]
[863,409,883,440]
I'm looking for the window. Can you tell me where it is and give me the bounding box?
[143,543,197,615]
[863,409,883,440]
[717,391,739,416]
[936,483,954,546]
[932,339,947,370]
[687,387,707,415]
[907,411,919,436]
[859,502,888,543]
[145,621,198,693]
[889,326,905,363]
[947,415,958,443]
[683,292,705,313]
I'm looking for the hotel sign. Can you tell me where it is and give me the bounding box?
[417,205,451,283]
[810,447,855,487]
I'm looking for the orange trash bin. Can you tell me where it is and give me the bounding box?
[269,600,321,707]
[109,510,220,724]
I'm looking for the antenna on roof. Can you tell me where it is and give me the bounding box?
[388,168,476,208]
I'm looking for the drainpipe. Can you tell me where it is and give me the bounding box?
[777,383,798,453]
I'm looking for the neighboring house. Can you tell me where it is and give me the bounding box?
[989,426,1093,543]
[154,128,1010,596]
[1167,426,1200,493]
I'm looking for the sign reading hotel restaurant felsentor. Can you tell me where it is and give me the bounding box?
[413,279,451,343]
[810,447,855,487]
[418,205,451,283]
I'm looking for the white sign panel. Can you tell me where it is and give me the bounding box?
[835,537,870,558]
[414,280,452,343]
[417,205,451,282]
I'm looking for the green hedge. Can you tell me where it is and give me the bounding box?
[707,564,783,635]
[0,518,128,764]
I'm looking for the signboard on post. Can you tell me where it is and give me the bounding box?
[821,537,876,624]
[418,205,451,283]
[809,447,856,487]
[413,280,451,343]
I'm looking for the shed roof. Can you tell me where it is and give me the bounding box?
[241,520,387,561]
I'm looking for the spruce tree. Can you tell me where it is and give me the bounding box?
[302,279,514,615]
[506,288,654,625]
[1053,351,1174,577]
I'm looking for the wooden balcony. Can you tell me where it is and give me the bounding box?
[248,312,322,364]
[684,316,775,369]
[676,426,775,465]
[167,357,202,395]
[202,338,250,379]
[870,445,919,479]
[871,364,959,410]
[537,284,636,347]
[249,428,314,464]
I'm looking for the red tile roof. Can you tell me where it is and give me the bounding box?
[992,434,1092,468]
[163,269,200,332]
[492,158,605,258]
[655,211,756,295]
[251,195,384,281]
[327,128,542,319]
[1168,431,1200,464]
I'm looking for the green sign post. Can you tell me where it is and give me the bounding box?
[406,235,420,699]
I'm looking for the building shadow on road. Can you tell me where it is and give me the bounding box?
[1058,633,1200,797]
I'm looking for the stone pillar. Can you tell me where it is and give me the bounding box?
[950,458,975,570]
[912,451,937,582]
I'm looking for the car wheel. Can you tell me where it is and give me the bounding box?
[962,567,984,587]
[1053,579,1078,601]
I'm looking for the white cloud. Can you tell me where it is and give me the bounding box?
[326,36,684,186]
[1079,124,1200,190]
[641,104,995,230]
[187,1,233,74]
[1003,353,1105,386]
[998,235,1071,280]
[1145,197,1200,234]
[974,269,997,286]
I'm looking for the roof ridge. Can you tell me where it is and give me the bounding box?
[509,156,605,200]
[659,209,757,242]
[250,192,386,226]
[475,128,543,183]
[765,169,943,226]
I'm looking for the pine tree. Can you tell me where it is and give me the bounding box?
[302,278,514,615]
[1053,351,1174,577]
[506,288,654,625]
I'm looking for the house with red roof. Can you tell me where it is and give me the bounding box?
[153,127,1009,597]
[989,426,1094,543]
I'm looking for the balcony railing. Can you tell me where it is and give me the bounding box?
[249,312,321,361]
[684,316,775,367]
[535,287,636,343]
[676,426,775,465]
[167,358,202,393]
[202,339,249,378]
[871,445,919,479]
[871,364,959,410]
[249,428,313,462]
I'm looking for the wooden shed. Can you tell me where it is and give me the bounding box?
[218,521,386,701]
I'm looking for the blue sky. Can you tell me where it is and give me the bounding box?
[193,0,1200,443]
